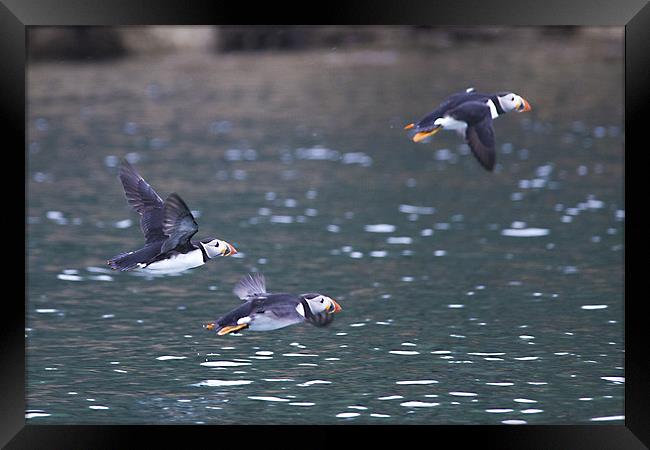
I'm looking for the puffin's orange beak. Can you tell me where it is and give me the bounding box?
[328,299,342,314]
[518,97,532,112]
[224,243,237,256]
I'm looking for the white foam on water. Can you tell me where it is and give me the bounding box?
[26,412,51,419]
[290,402,315,406]
[192,380,253,387]
[370,413,391,418]
[255,351,274,356]
[349,252,363,259]
[348,405,368,410]
[502,420,527,425]
[400,401,439,408]
[514,357,539,361]
[468,352,506,356]
[449,392,478,397]
[389,350,420,355]
[485,409,514,413]
[486,382,514,386]
[263,378,294,382]
[378,395,403,400]
[342,152,373,166]
[270,215,294,224]
[396,380,438,385]
[448,304,464,308]
[521,409,544,414]
[89,275,113,281]
[282,353,318,357]
[336,412,360,418]
[200,361,251,367]
[297,380,331,387]
[601,376,624,383]
[399,204,435,215]
[433,250,447,256]
[46,211,64,220]
[57,274,83,281]
[249,396,290,402]
[364,224,396,233]
[89,406,110,410]
[581,305,608,310]
[501,228,550,237]
[36,309,59,313]
[514,398,537,403]
[431,350,452,355]
[114,219,133,229]
[590,415,624,422]
[370,250,388,258]
[386,236,412,244]
[156,356,187,361]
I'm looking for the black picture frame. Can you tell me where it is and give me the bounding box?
[6,0,647,448]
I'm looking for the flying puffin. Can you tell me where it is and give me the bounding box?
[107,160,237,275]
[206,273,342,335]
[404,88,532,171]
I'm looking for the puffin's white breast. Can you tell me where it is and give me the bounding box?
[137,250,205,274]
[248,313,303,331]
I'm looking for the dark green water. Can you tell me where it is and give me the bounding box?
[26,34,624,424]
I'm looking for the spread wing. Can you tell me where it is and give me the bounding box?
[448,101,496,171]
[305,311,335,328]
[465,116,496,171]
[118,160,166,244]
[233,273,268,301]
[159,193,199,254]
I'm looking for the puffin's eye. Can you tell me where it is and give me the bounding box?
[320,299,324,304]
[214,242,220,247]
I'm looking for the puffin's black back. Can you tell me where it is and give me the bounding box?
[216,293,298,327]
[414,91,492,130]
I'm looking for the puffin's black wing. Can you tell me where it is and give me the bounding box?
[215,299,260,328]
[305,311,335,328]
[233,273,268,300]
[448,101,496,171]
[160,193,199,254]
[465,118,496,171]
[118,160,166,244]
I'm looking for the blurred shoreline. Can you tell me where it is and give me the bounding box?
[28,26,623,61]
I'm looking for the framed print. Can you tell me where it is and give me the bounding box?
[4,0,648,448]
